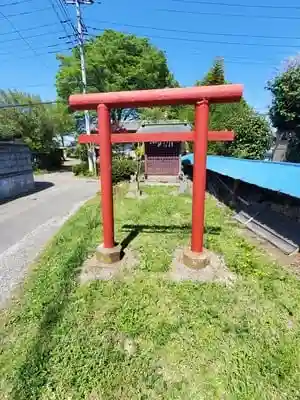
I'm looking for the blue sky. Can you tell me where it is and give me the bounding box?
[1,0,300,114]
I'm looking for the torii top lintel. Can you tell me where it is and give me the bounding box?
[69,84,243,110]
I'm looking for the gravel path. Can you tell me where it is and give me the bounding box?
[0,172,99,306]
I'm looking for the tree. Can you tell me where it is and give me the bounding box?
[139,105,182,122]
[267,58,300,161]
[179,59,271,159]
[0,90,74,152]
[0,90,55,151]
[208,102,271,159]
[56,30,176,125]
[196,57,225,86]
[48,103,75,147]
[267,59,300,136]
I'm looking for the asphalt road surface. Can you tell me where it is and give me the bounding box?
[0,171,99,306]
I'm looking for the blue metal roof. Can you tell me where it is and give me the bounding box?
[181,154,300,199]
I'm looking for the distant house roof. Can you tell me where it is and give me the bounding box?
[137,121,192,134]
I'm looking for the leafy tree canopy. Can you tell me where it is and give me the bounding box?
[267,60,300,137]
[208,102,271,159]
[179,58,271,159]
[196,57,226,86]
[0,90,74,152]
[56,30,176,124]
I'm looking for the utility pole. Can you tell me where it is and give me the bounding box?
[65,0,95,173]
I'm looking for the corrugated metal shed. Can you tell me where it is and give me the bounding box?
[181,154,300,199]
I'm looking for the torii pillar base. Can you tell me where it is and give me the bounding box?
[182,247,210,270]
[96,244,122,265]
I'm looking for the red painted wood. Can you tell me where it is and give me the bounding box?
[70,84,243,256]
[111,132,194,143]
[78,131,234,144]
[78,134,100,144]
[207,131,234,141]
[191,101,209,253]
[98,104,115,248]
[69,84,243,110]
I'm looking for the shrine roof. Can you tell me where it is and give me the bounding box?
[137,122,192,134]
[181,154,300,200]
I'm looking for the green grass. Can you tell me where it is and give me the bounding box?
[1,186,300,399]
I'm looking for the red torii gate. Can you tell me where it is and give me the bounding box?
[69,84,243,266]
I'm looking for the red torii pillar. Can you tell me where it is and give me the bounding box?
[69,84,243,265]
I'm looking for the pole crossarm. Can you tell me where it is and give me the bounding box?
[69,84,243,110]
[78,130,234,144]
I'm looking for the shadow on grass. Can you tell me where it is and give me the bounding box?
[11,252,81,400]
[120,224,221,251]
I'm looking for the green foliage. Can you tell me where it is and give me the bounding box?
[208,102,271,159]
[196,57,225,86]
[111,157,136,184]
[32,149,63,171]
[72,162,90,176]
[267,62,300,162]
[286,137,300,162]
[0,90,55,151]
[0,90,74,155]
[56,30,176,123]
[74,143,88,162]
[267,63,300,138]
[178,59,271,159]
[139,105,183,122]
[50,102,75,146]
[72,157,136,182]
[65,147,76,158]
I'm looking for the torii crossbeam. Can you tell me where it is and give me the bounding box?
[69,84,243,266]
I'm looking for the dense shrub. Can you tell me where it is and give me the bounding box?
[72,157,136,182]
[72,162,90,176]
[112,157,136,184]
[66,147,76,158]
[32,149,63,170]
[75,144,88,162]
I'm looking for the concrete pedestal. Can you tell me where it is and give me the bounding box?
[182,247,210,269]
[96,244,122,264]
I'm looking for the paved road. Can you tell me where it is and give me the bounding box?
[0,172,99,305]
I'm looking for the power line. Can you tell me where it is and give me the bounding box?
[0,100,62,109]
[0,45,72,63]
[0,23,59,36]
[56,0,78,42]
[0,41,72,58]
[0,0,34,7]
[157,7,300,21]
[64,0,95,173]
[170,0,300,10]
[15,78,83,88]
[87,19,300,41]
[49,0,77,46]
[87,26,300,49]
[0,10,53,70]
[0,30,65,45]
[2,7,52,18]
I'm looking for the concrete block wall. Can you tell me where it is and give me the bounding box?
[0,142,34,200]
